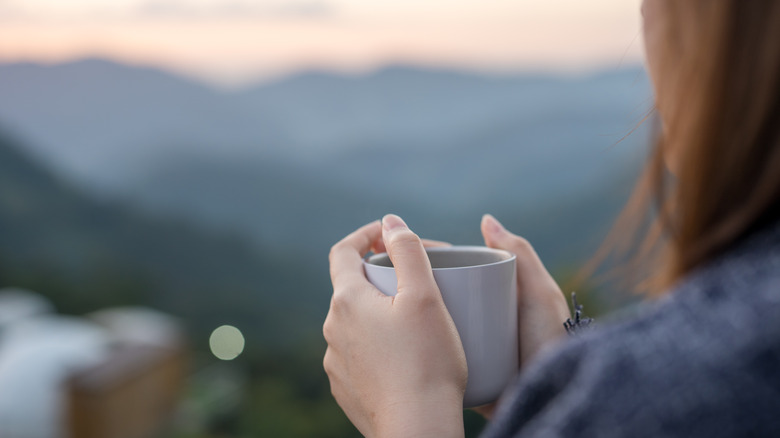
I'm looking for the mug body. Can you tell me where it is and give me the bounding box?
[364,246,518,408]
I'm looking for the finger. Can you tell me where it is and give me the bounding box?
[481,214,566,310]
[381,214,439,300]
[481,214,547,273]
[329,221,382,289]
[371,237,451,254]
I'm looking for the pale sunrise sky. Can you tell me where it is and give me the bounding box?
[0,0,645,87]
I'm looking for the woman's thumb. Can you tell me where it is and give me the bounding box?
[382,214,439,300]
[481,214,544,270]
[481,214,514,249]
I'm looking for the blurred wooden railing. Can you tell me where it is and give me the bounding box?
[65,343,186,438]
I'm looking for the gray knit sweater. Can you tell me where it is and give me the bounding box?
[481,222,780,437]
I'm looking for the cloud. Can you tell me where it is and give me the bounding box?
[135,0,335,20]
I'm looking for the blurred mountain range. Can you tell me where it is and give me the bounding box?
[0,59,653,261]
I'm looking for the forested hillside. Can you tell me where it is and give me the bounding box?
[0,129,322,349]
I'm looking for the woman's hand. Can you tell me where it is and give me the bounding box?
[481,214,570,365]
[474,215,570,419]
[323,215,467,438]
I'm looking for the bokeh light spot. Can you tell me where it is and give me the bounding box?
[209,325,245,360]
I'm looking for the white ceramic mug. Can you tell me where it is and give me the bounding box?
[363,246,518,408]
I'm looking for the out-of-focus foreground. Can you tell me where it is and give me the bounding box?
[0,59,652,437]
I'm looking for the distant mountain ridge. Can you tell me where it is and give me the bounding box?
[0,59,652,345]
[0,57,653,279]
[0,58,290,189]
[0,58,650,189]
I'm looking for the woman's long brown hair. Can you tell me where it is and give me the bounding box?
[588,1,780,295]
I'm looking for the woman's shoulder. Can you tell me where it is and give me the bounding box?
[483,221,780,438]
[583,218,780,365]
[680,219,780,301]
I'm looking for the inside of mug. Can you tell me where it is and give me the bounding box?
[367,248,510,269]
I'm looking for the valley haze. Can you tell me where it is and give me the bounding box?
[0,58,652,289]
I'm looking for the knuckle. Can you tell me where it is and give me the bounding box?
[330,293,348,313]
[328,242,342,263]
[330,290,360,317]
[322,318,333,343]
[329,269,350,289]
[322,350,333,375]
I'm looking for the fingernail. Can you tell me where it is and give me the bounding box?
[482,214,504,235]
[383,214,407,231]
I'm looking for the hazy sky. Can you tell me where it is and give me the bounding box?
[0,0,645,86]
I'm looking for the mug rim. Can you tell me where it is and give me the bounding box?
[364,245,516,271]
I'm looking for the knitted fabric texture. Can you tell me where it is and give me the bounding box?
[481,222,780,438]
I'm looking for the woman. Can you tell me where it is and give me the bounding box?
[323,1,780,436]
